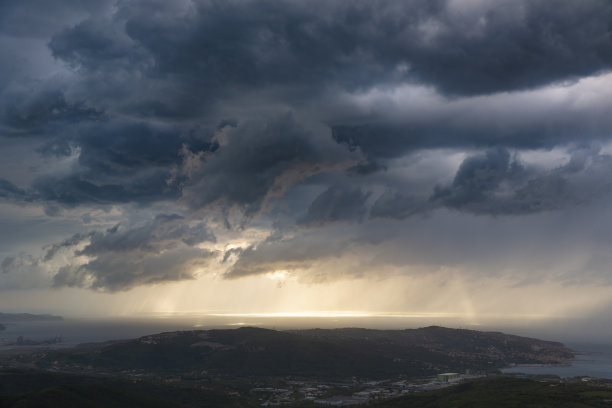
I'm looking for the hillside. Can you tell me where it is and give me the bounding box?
[2,370,612,408]
[31,326,573,380]
[375,376,612,408]
[292,326,573,365]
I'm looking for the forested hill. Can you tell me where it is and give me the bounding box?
[291,326,572,365]
[35,326,573,380]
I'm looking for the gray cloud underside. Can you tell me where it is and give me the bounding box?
[227,204,612,286]
[1,0,612,289]
[1,0,610,211]
[176,114,349,216]
[53,247,214,292]
[37,214,216,292]
[297,185,371,226]
[45,0,612,98]
[372,146,612,219]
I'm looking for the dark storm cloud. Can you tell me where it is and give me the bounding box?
[30,108,214,166]
[1,90,103,134]
[42,214,217,291]
[177,114,346,216]
[49,18,148,72]
[430,147,612,216]
[0,179,29,201]
[331,108,612,161]
[48,0,612,99]
[2,0,610,211]
[2,0,612,292]
[431,148,527,213]
[0,90,209,209]
[31,171,178,207]
[66,121,217,175]
[346,161,387,176]
[298,185,370,226]
[403,0,612,95]
[0,0,113,38]
[4,118,218,207]
[44,120,215,206]
[52,246,214,292]
[42,214,216,260]
[370,147,612,220]
[370,191,425,220]
[78,214,216,256]
[1,257,15,274]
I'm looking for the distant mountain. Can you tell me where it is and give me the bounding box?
[0,313,63,322]
[36,326,573,380]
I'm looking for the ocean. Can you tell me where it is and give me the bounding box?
[502,343,612,379]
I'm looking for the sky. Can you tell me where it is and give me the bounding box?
[2,0,612,333]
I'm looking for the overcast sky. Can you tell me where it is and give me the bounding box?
[2,0,612,333]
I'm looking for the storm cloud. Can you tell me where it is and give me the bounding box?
[1,0,612,301]
[40,214,217,292]
[45,0,612,100]
[298,185,370,226]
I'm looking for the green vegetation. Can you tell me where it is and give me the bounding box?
[0,369,248,408]
[4,371,612,408]
[0,327,585,407]
[374,377,612,408]
[33,326,572,380]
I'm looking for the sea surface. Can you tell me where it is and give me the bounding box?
[502,343,612,379]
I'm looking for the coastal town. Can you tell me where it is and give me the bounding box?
[0,346,477,406]
[250,373,477,406]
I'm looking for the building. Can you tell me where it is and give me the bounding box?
[437,373,460,383]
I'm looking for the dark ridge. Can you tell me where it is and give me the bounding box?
[32,326,573,380]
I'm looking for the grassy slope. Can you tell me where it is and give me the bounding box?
[4,372,612,408]
[0,369,247,408]
[374,377,612,408]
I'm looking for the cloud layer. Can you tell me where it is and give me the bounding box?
[1,0,612,300]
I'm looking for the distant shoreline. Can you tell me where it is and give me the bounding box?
[0,313,63,323]
[505,362,573,369]
[501,344,612,380]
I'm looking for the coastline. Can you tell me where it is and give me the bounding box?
[501,344,612,379]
